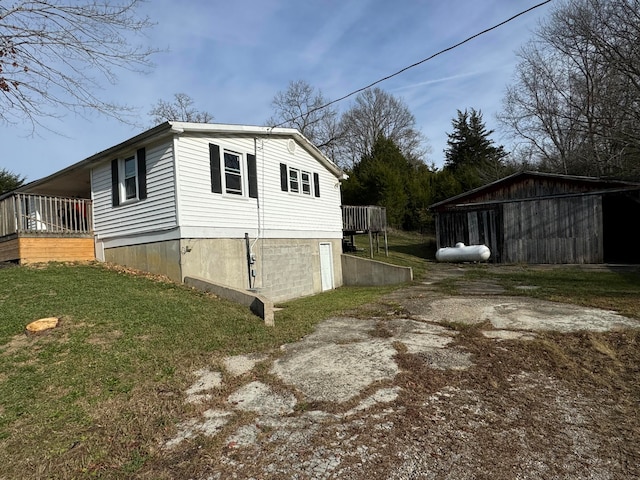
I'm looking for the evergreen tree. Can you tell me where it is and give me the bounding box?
[444,109,507,190]
[342,136,435,230]
[0,169,26,195]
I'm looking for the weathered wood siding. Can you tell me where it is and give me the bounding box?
[449,176,617,207]
[0,237,19,262]
[0,196,16,237]
[342,206,387,233]
[435,208,502,262]
[502,196,603,264]
[92,139,177,239]
[176,133,343,238]
[436,195,603,264]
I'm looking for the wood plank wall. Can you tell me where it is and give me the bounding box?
[502,196,603,264]
[0,237,19,263]
[0,237,95,264]
[436,195,603,264]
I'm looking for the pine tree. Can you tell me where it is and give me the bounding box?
[444,109,507,190]
[0,169,26,195]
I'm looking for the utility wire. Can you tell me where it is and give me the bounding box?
[272,0,552,129]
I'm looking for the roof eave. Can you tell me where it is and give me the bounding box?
[17,122,175,194]
[169,122,346,179]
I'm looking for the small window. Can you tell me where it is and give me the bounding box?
[281,163,318,197]
[123,156,137,200]
[289,168,300,193]
[301,171,311,195]
[111,147,146,207]
[224,151,243,195]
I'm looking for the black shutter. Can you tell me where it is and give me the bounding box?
[247,153,258,199]
[209,144,222,193]
[111,159,120,207]
[137,147,147,200]
[280,163,288,192]
[313,172,320,197]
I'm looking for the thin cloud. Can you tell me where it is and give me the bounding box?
[392,71,482,92]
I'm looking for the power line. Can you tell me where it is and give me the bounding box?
[272,0,552,129]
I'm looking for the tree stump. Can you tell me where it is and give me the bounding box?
[26,317,60,335]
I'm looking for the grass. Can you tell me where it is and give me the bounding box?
[449,264,640,319]
[346,228,436,280]
[0,262,391,479]
[1,230,639,478]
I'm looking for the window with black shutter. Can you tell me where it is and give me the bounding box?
[111,147,147,206]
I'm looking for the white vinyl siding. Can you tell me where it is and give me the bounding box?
[92,140,177,238]
[253,136,342,237]
[177,135,258,233]
[176,133,342,239]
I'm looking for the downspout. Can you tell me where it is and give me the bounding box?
[247,138,263,289]
[245,232,253,289]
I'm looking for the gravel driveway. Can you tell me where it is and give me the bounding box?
[164,266,640,479]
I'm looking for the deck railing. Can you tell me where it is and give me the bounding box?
[342,205,387,233]
[0,193,92,237]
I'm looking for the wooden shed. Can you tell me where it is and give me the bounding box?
[430,172,640,264]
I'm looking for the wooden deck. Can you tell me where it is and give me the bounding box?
[342,205,388,258]
[342,205,387,234]
[0,193,95,263]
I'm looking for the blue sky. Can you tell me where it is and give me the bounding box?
[1,0,553,182]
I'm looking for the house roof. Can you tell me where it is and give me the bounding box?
[13,122,346,198]
[429,171,640,211]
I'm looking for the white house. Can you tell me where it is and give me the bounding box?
[16,122,347,302]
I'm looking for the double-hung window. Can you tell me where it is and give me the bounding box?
[289,168,300,193]
[224,151,243,195]
[209,143,258,199]
[111,148,147,207]
[301,171,311,195]
[280,162,320,197]
[123,156,138,200]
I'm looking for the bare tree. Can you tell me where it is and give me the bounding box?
[499,0,640,179]
[266,80,342,155]
[0,0,155,129]
[338,88,426,168]
[149,93,213,124]
[500,42,584,174]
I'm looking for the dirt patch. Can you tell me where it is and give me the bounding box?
[152,279,640,479]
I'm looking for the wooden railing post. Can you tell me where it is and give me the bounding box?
[1,193,93,236]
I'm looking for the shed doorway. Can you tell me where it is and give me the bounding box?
[319,242,334,291]
[603,192,640,263]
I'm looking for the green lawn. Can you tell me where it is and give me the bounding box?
[461,264,640,319]
[346,228,437,280]
[1,230,639,478]
[0,262,391,478]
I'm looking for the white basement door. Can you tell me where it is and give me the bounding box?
[319,242,334,291]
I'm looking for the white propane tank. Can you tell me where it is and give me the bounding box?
[436,243,491,262]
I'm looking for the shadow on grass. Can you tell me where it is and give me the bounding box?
[388,241,437,260]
